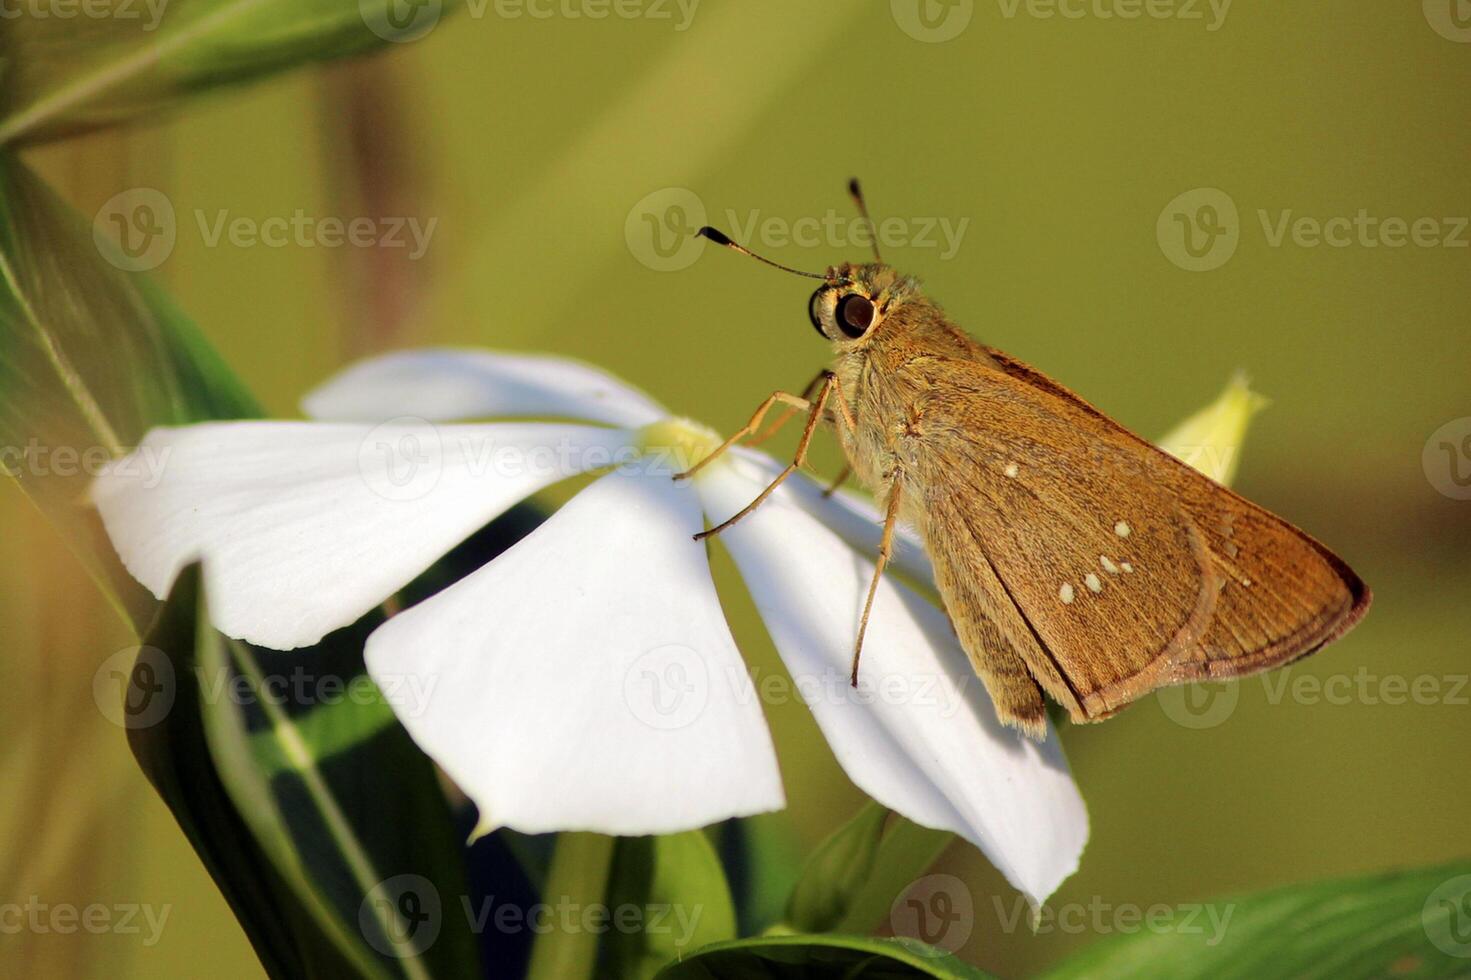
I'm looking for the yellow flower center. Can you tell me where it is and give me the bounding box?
[635,416,723,477]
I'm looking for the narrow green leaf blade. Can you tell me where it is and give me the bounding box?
[0,153,258,629]
[1042,861,1471,980]
[0,0,461,147]
[653,934,996,980]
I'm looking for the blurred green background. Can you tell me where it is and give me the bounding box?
[5,1,1469,975]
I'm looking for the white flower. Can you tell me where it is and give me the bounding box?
[94,347,1087,907]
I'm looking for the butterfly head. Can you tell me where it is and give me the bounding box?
[807,263,924,347]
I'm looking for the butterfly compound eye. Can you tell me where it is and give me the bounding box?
[834,294,876,339]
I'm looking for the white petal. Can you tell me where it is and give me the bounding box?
[697,455,1087,907]
[365,468,785,836]
[94,420,633,649]
[302,347,667,428]
[731,448,935,589]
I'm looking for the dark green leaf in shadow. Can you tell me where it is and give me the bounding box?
[0,153,258,630]
[600,832,739,980]
[716,814,804,937]
[1041,860,1471,980]
[131,564,482,978]
[652,934,996,980]
[126,566,342,978]
[0,0,462,147]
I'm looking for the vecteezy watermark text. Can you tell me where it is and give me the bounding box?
[359,875,705,959]
[93,188,438,273]
[0,0,169,31]
[0,899,171,946]
[1158,187,1469,272]
[93,646,440,730]
[890,0,1231,43]
[625,187,970,272]
[0,439,170,486]
[360,0,699,43]
[1158,666,1470,729]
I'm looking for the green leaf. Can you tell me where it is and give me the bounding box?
[1042,860,1471,980]
[0,153,258,630]
[126,566,352,978]
[785,802,890,934]
[0,153,484,977]
[0,0,462,147]
[834,817,955,937]
[131,565,481,978]
[599,832,739,980]
[653,934,996,980]
[720,815,805,936]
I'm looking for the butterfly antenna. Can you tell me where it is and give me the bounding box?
[696,227,840,281]
[848,177,883,263]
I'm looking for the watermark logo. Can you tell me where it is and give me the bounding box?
[360,0,443,42]
[1158,668,1470,729]
[626,187,708,272]
[626,187,972,271]
[1423,874,1471,958]
[361,875,442,958]
[890,874,974,954]
[93,646,176,730]
[623,644,709,730]
[94,188,176,272]
[891,0,974,42]
[1423,418,1471,500]
[1157,187,1239,272]
[1159,188,1468,271]
[1424,0,1471,42]
[1157,680,1239,729]
[94,188,438,268]
[359,417,445,502]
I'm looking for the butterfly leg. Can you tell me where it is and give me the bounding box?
[674,389,815,482]
[821,465,852,498]
[849,476,902,686]
[747,369,828,446]
[693,373,841,540]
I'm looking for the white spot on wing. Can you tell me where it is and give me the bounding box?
[1120,562,1134,573]
[1059,583,1074,604]
[1114,521,1131,538]
[1004,463,1020,478]
[1084,573,1103,593]
[1100,555,1119,574]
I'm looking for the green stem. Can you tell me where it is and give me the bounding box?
[525,832,616,980]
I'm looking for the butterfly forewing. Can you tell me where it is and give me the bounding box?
[901,351,1368,726]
